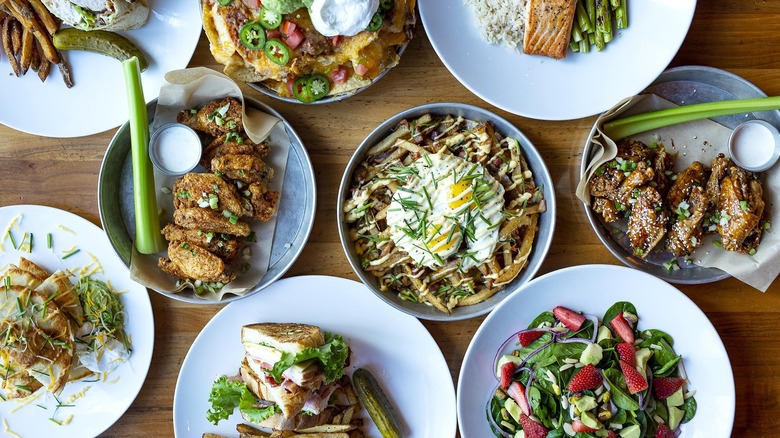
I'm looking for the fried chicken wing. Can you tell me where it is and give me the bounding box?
[162,224,241,260]
[211,153,274,184]
[174,207,251,237]
[173,173,252,218]
[717,167,765,253]
[667,186,708,256]
[202,133,269,169]
[627,187,668,258]
[159,240,236,284]
[177,97,243,137]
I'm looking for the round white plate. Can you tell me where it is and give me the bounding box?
[419,1,696,120]
[174,275,457,438]
[0,0,202,138]
[0,205,154,437]
[458,264,734,437]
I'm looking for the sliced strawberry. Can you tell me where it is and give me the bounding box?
[507,381,531,416]
[553,306,586,331]
[518,330,544,347]
[656,423,675,438]
[616,343,636,366]
[500,361,516,390]
[571,419,598,433]
[606,431,618,438]
[653,377,685,400]
[519,413,548,438]
[619,359,648,394]
[568,363,603,392]
[610,313,635,344]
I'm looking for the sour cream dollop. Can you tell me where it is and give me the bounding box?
[309,0,379,37]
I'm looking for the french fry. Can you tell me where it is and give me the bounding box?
[37,46,50,82]
[10,18,21,53]
[6,0,60,63]
[27,0,58,35]
[57,60,73,87]
[28,39,39,71]
[19,26,33,74]
[1,16,21,76]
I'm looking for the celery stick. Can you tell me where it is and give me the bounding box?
[123,57,165,254]
[603,96,780,140]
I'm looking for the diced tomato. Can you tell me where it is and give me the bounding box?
[354,63,369,76]
[329,66,349,84]
[281,20,297,36]
[285,28,305,50]
[242,0,261,8]
[286,77,296,96]
[266,29,282,39]
[330,35,342,46]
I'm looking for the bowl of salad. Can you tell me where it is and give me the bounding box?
[458,264,734,437]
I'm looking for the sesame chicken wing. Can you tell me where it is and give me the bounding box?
[667,161,707,211]
[627,187,668,258]
[667,185,708,257]
[717,167,765,253]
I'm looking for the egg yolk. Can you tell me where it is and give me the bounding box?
[448,180,473,210]
[427,225,460,254]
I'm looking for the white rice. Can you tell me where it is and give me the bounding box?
[464,0,527,48]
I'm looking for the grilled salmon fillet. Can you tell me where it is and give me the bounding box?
[523,0,576,59]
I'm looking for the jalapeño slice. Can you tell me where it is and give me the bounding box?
[239,22,266,50]
[306,74,330,101]
[292,77,314,103]
[379,0,393,11]
[367,12,383,32]
[259,7,282,29]
[264,39,290,65]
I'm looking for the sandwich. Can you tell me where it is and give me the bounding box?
[207,323,360,432]
[41,0,150,31]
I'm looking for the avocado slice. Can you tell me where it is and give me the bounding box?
[666,387,685,407]
[496,355,523,378]
[635,348,654,376]
[581,411,603,430]
[619,424,641,438]
[580,343,604,366]
[504,398,522,423]
[597,325,613,342]
[573,395,598,413]
[668,405,684,430]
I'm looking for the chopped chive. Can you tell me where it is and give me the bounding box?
[9,231,17,249]
[62,248,80,259]
[4,276,10,289]
[28,233,33,252]
[47,233,52,249]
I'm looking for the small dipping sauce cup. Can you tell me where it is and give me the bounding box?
[728,120,780,172]
[149,123,202,176]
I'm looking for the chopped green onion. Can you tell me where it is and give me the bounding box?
[740,200,749,211]
[62,248,80,259]
[749,248,757,256]
[209,194,219,210]
[229,215,239,225]
[246,232,257,243]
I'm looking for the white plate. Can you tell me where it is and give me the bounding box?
[0,205,154,437]
[458,265,734,437]
[173,275,457,438]
[419,1,696,120]
[0,0,202,137]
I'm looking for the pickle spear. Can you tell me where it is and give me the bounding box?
[53,28,148,71]
[353,368,403,438]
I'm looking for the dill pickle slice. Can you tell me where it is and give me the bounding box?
[53,28,148,71]
[353,368,403,438]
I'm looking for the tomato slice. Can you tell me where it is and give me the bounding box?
[281,20,297,36]
[285,28,304,50]
[266,29,282,39]
[329,66,348,84]
[354,63,369,76]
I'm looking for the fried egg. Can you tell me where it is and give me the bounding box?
[386,153,506,269]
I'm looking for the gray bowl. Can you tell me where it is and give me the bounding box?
[98,97,316,304]
[337,103,557,321]
[580,65,780,284]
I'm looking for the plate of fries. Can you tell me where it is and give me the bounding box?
[0,0,201,137]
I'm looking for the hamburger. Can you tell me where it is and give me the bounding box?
[207,323,359,432]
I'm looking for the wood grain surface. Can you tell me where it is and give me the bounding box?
[0,1,778,436]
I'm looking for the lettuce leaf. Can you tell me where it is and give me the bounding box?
[206,375,280,425]
[269,332,349,384]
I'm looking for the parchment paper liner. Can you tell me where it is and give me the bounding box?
[129,67,289,301]
[576,94,780,291]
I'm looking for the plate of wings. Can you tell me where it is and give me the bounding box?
[581,66,779,284]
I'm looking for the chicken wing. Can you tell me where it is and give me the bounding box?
[173,173,252,218]
[247,181,280,222]
[162,224,241,260]
[202,133,269,169]
[211,153,274,184]
[705,154,732,207]
[177,97,243,137]
[667,185,708,256]
[174,207,251,237]
[717,167,765,253]
[627,187,668,258]
[158,240,236,284]
[667,161,707,211]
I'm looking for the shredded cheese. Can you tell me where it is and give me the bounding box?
[0,214,23,253]
[10,392,41,413]
[57,225,76,235]
[3,417,22,438]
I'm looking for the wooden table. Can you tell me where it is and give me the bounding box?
[1,2,778,436]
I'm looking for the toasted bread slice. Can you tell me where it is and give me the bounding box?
[241,323,324,355]
[523,0,576,59]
